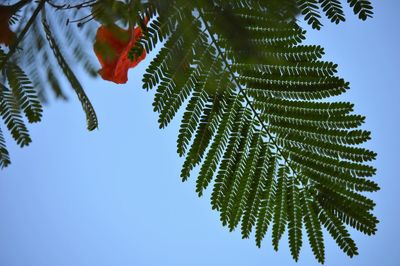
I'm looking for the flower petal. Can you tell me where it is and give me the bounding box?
[94,24,146,84]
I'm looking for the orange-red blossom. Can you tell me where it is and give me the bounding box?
[93,21,147,84]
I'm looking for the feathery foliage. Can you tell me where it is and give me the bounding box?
[0,125,11,168]
[298,0,373,28]
[133,1,378,263]
[0,0,378,264]
[41,9,98,131]
[0,0,99,166]
[6,63,42,123]
[0,82,32,148]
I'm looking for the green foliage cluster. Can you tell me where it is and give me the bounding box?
[298,0,373,29]
[1,47,42,167]
[0,0,99,167]
[135,1,377,263]
[0,0,376,264]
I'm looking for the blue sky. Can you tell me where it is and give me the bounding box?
[1,1,399,265]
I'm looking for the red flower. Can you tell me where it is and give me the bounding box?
[0,5,17,46]
[94,22,146,84]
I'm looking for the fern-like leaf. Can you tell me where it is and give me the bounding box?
[134,2,379,263]
[317,200,359,257]
[303,191,325,264]
[6,64,43,123]
[272,165,288,251]
[297,0,323,29]
[0,85,31,147]
[0,126,11,168]
[42,9,98,131]
[347,0,373,20]
[287,177,303,261]
[320,0,346,24]
[255,154,277,247]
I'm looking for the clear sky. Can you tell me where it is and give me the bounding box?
[1,1,399,266]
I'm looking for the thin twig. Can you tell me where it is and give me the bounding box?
[46,0,95,10]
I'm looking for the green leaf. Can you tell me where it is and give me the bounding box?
[255,154,277,248]
[303,191,325,264]
[272,165,288,251]
[6,64,43,123]
[287,177,303,261]
[317,200,359,257]
[42,11,98,131]
[0,85,31,147]
[0,126,11,168]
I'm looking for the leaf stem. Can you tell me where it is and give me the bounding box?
[197,6,302,181]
